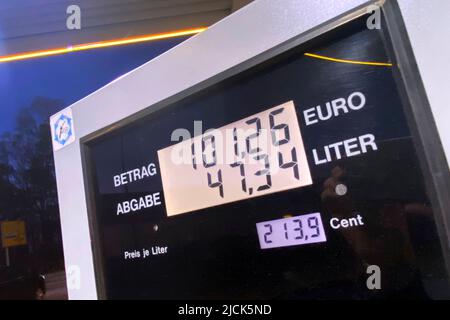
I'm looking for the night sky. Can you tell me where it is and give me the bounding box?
[0,36,188,134]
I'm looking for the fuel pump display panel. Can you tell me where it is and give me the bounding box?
[84,17,448,299]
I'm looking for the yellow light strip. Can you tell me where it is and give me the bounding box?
[0,27,207,63]
[304,52,393,67]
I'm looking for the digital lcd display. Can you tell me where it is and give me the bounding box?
[256,213,326,249]
[84,15,448,299]
[158,101,312,216]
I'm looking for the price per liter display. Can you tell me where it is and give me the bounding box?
[256,212,327,249]
[158,101,312,216]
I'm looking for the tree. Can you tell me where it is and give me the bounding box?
[0,96,64,271]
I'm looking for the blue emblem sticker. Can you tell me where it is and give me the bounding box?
[50,108,75,151]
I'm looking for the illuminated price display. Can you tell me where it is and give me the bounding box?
[256,213,327,249]
[158,101,312,216]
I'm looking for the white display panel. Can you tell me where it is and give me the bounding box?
[158,101,312,216]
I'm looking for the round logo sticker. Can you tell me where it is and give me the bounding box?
[53,114,73,146]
